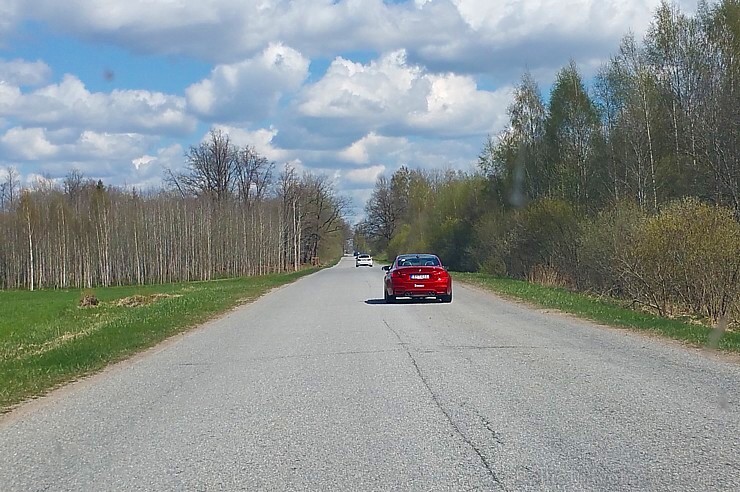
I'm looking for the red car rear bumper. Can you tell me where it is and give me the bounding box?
[389,279,451,297]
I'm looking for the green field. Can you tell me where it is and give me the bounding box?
[454,273,740,352]
[0,269,318,412]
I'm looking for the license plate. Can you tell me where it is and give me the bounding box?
[410,274,429,280]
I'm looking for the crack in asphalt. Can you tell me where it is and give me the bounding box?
[476,411,504,446]
[383,319,507,491]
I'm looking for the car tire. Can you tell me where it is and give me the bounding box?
[385,290,396,304]
[440,293,452,303]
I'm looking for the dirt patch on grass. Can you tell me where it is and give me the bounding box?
[78,294,99,307]
[115,293,181,308]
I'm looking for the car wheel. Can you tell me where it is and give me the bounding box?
[385,289,396,304]
[440,293,452,303]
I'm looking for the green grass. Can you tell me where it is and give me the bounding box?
[453,272,740,352]
[0,268,318,412]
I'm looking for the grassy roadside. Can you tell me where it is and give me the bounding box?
[0,268,319,413]
[373,253,391,264]
[453,272,740,353]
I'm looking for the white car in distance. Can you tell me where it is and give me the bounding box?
[355,254,373,267]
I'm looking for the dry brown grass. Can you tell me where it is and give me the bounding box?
[114,293,181,308]
[527,264,570,288]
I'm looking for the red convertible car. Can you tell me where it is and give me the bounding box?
[382,254,452,303]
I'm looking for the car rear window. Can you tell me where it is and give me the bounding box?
[396,256,440,267]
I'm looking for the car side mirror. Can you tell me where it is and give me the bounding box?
[382,265,390,271]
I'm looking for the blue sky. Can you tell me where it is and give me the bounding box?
[0,0,696,219]
[11,21,213,94]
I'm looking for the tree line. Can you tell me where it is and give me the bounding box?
[359,0,740,324]
[0,129,349,290]
[477,0,739,218]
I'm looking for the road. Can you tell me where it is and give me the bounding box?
[1,256,739,491]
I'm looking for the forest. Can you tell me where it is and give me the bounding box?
[358,0,740,324]
[0,129,349,290]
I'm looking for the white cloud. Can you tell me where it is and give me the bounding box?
[409,74,513,135]
[339,133,408,165]
[73,131,150,160]
[186,43,309,121]
[299,51,419,120]
[0,127,57,160]
[131,144,183,176]
[11,127,159,164]
[0,82,21,110]
[14,0,697,74]
[18,0,400,61]
[299,50,511,138]
[127,144,185,189]
[24,172,52,188]
[452,0,665,40]
[0,74,196,135]
[132,155,155,170]
[212,125,290,163]
[21,0,230,36]
[0,1,21,44]
[0,126,183,190]
[343,165,386,185]
[0,59,52,86]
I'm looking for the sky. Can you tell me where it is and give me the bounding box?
[0,0,696,220]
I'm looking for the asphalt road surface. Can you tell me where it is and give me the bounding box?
[1,257,739,491]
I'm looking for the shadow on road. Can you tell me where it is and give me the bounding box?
[365,298,442,305]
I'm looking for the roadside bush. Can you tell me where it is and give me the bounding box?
[507,199,581,285]
[578,201,645,294]
[426,217,478,271]
[471,211,511,276]
[625,198,740,322]
[422,176,486,271]
[478,257,508,277]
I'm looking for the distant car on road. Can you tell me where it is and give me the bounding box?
[355,254,373,267]
[382,254,452,303]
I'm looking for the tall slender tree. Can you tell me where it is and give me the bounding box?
[545,61,601,208]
